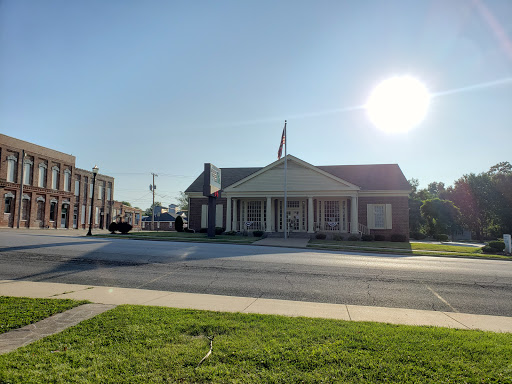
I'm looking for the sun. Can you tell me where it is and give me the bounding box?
[366,75,430,133]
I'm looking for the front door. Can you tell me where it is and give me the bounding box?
[73,206,78,229]
[61,205,68,228]
[287,208,301,232]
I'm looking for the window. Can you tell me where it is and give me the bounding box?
[21,198,30,220]
[81,205,86,224]
[51,166,59,190]
[98,184,104,200]
[50,202,57,221]
[84,177,88,199]
[89,183,93,197]
[37,200,45,221]
[135,213,140,225]
[95,206,99,224]
[38,163,47,188]
[107,183,112,201]
[64,169,71,192]
[367,204,392,230]
[6,155,17,183]
[23,160,33,185]
[75,179,80,196]
[247,201,262,223]
[4,196,13,214]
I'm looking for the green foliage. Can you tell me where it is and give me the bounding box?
[434,234,449,241]
[410,231,427,240]
[2,305,512,383]
[175,215,184,232]
[487,241,505,252]
[347,235,360,241]
[144,202,162,217]
[118,222,133,234]
[108,222,118,233]
[177,191,189,212]
[420,198,461,236]
[0,297,87,334]
[374,234,386,241]
[120,201,131,207]
[391,233,407,242]
[333,234,344,241]
[315,233,327,240]
[481,245,496,254]
[361,234,374,241]
[215,227,225,235]
[253,230,264,237]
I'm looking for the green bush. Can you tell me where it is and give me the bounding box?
[224,230,237,236]
[481,245,496,254]
[347,235,360,241]
[118,222,133,234]
[253,230,264,237]
[316,233,327,240]
[108,222,118,234]
[215,227,225,235]
[390,233,407,242]
[175,216,184,232]
[411,232,427,240]
[333,234,344,241]
[374,234,386,241]
[434,234,449,242]
[199,228,208,233]
[487,241,505,252]
[361,234,374,241]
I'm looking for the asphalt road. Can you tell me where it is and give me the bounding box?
[1,231,511,317]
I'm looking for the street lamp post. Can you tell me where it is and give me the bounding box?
[86,165,99,236]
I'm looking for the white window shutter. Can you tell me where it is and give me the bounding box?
[367,204,375,229]
[201,205,208,228]
[216,204,223,228]
[385,204,392,229]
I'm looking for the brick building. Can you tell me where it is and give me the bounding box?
[112,201,142,230]
[185,155,411,240]
[0,134,115,230]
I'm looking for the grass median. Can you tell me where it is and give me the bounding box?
[96,231,258,244]
[308,240,511,259]
[1,304,511,383]
[0,296,88,335]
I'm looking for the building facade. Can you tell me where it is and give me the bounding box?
[0,134,114,230]
[112,201,142,231]
[185,155,411,240]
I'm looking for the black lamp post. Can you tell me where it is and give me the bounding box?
[86,165,99,236]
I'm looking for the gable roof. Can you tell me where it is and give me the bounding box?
[185,157,410,193]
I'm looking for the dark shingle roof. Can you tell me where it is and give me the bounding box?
[185,163,410,192]
[141,212,176,222]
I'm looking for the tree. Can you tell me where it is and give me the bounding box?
[427,182,446,198]
[408,179,425,233]
[121,201,132,207]
[420,198,461,236]
[175,215,184,232]
[177,191,189,212]
[144,202,162,217]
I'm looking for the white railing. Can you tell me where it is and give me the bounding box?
[358,223,370,235]
[314,222,344,232]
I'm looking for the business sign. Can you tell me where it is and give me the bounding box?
[203,163,222,197]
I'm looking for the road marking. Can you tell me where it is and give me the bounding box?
[425,285,459,312]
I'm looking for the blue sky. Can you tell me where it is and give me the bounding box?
[1,0,511,209]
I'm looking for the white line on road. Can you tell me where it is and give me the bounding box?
[426,285,459,312]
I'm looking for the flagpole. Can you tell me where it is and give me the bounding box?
[284,120,287,240]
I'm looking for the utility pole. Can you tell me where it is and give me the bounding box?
[150,173,158,231]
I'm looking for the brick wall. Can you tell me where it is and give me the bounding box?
[358,196,409,240]
[189,197,227,231]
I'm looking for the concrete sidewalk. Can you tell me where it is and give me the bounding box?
[2,280,511,335]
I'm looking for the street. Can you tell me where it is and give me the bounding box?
[0,231,511,317]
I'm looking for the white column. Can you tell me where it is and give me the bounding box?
[266,196,272,232]
[350,195,358,234]
[308,197,314,233]
[232,199,237,231]
[226,196,232,232]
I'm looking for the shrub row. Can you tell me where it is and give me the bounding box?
[314,233,407,242]
[108,222,133,234]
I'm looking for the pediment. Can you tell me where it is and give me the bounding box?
[224,155,360,193]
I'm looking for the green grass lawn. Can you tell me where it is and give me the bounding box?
[1,304,511,383]
[308,240,511,259]
[0,296,88,334]
[98,231,258,244]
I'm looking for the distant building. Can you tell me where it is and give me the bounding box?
[142,212,177,231]
[0,134,116,230]
[112,201,142,231]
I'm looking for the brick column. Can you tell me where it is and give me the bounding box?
[350,195,358,234]
[226,197,232,232]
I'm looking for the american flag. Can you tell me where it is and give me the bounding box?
[278,124,286,159]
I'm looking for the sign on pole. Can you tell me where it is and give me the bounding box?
[203,163,222,238]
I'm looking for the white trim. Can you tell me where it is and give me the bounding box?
[7,155,17,162]
[36,196,45,202]
[358,190,410,197]
[50,198,58,204]
[24,158,34,165]
[224,155,361,192]
[22,194,30,200]
[4,192,15,199]
[39,162,48,169]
